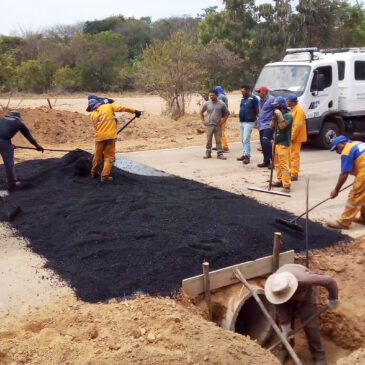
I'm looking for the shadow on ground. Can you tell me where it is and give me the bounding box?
[0,150,348,302]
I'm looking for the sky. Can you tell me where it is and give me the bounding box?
[0,0,224,36]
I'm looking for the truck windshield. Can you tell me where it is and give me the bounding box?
[255,65,311,96]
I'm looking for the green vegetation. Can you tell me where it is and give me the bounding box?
[1,0,365,116]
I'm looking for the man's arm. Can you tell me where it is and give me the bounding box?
[200,105,208,126]
[19,124,43,151]
[330,172,349,198]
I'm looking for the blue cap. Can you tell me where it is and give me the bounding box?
[86,94,115,111]
[214,86,225,95]
[330,135,351,151]
[286,93,298,102]
[272,96,288,111]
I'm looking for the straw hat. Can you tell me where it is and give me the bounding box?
[264,271,298,304]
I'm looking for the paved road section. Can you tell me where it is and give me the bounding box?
[119,140,363,238]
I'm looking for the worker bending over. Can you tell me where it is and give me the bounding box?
[87,95,141,182]
[286,93,307,181]
[0,110,43,190]
[265,263,339,365]
[270,96,293,193]
[327,135,365,229]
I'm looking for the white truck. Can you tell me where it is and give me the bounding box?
[254,47,365,148]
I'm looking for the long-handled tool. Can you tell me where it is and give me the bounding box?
[89,114,140,161]
[117,115,138,135]
[268,304,329,352]
[14,146,73,152]
[233,268,302,365]
[0,191,21,221]
[275,183,354,232]
[248,117,291,197]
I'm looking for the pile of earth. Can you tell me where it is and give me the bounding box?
[0,149,348,303]
[0,295,280,365]
[0,108,242,151]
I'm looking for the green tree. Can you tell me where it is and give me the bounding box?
[53,65,82,92]
[83,16,125,34]
[0,54,16,91]
[137,32,206,119]
[71,31,129,91]
[195,40,243,96]
[17,60,47,93]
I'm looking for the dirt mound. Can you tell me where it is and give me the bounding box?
[0,108,243,152]
[0,295,280,365]
[0,107,93,145]
[0,150,347,303]
[336,348,365,364]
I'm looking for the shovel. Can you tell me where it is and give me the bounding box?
[275,183,353,232]
[14,146,73,152]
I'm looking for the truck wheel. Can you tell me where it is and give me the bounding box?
[316,122,339,149]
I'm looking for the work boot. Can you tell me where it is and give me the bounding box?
[327,220,349,230]
[7,180,21,191]
[282,187,291,193]
[237,155,245,161]
[257,162,270,168]
[203,150,212,159]
[271,181,282,187]
[291,176,298,181]
[353,217,365,225]
[217,154,227,160]
[243,156,250,164]
[101,176,113,183]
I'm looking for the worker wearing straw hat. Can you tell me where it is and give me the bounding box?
[265,264,339,365]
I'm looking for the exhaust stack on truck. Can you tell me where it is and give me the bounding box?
[254,47,365,149]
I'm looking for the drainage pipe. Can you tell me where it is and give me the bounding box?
[196,279,275,345]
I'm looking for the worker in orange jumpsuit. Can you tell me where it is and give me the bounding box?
[286,93,307,181]
[327,135,365,229]
[270,96,293,193]
[214,86,229,152]
[87,95,141,182]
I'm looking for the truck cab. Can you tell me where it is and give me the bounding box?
[254,47,365,148]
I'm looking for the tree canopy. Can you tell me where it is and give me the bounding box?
[0,0,364,117]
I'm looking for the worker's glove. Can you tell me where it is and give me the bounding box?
[134,110,142,118]
[327,299,340,309]
[36,144,44,153]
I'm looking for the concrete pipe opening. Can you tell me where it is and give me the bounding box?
[233,291,275,345]
[219,286,275,346]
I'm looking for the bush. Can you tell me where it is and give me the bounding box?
[17,60,47,93]
[53,66,82,92]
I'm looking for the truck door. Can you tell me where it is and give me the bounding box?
[307,65,340,148]
[309,65,337,118]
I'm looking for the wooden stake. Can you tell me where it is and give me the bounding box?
[272,232,282,272]
[234,268,302,365]
[202,261,212,321]
[47,98,53,109]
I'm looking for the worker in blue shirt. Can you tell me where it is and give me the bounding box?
[236,85,259,164]
[256,86,275,168]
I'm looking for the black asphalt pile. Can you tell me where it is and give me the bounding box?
[0,150,348,302]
